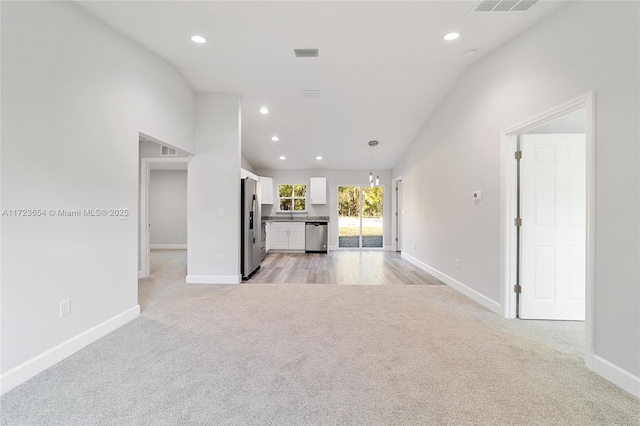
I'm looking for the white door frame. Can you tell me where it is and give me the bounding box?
[139,157,190,278]
[500,92,595,359]
[391,176,403,252]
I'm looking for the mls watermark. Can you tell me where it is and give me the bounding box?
[2,208,130,218]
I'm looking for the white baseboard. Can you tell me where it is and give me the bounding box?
[138,270,144,279]
[400,253,640,399]
[150,244,187,250]
[328,245,337,251]
[186,274,241,284]
[384,245,395,251]
[0,305,140,396]
[588,354,640,398]
[401,252,502,315]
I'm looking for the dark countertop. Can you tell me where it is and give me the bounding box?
[262,215,329,223]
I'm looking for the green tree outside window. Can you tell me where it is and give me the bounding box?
[279,184,306,211]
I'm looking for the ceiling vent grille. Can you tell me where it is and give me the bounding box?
[294,48,319,58]
[161,146,177,156]
[474,0,538,12]
[300,90,321,99]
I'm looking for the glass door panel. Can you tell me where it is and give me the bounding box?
[362,186,384,248]
[338,186,361,248]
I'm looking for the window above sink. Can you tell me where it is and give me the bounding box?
[278,184,307,212]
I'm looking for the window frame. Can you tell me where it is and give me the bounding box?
[278,183,307,212]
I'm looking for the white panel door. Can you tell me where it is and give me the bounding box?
[288,222,306,250]
[520,134,586,320]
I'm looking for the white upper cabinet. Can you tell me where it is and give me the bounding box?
[260,176,274,204]
[309,177,326,204]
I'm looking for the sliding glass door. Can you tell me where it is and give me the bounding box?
[338,185,383,248]
[338,186,360,248]
[361,186,383,247]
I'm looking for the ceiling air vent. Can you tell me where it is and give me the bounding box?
[510,0,539,12]
[300,90,321,99]
[161,146,177,156]
[474,0,538,12]
[294,48,319,58]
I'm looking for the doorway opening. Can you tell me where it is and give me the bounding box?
[391,176,403,252]
[500,93,595,363]
[138,134,191,278]
[337,185,384,249]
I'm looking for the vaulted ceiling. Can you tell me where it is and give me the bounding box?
[79,1,567,170]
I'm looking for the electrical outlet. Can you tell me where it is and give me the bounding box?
[413,242,417,249]
[60,299,71,317]
[456,259,460,268]
[218,255,224,263]
[218,208,224,217]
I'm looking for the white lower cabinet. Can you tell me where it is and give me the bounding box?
[269,222,306,251]
[270,224,290,250]
[288,224,306,250]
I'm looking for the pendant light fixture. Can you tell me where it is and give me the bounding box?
[368,140,379,187]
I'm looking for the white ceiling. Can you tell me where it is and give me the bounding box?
[79,1,567,170]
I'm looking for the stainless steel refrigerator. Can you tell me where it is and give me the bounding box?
[241,177,262,279]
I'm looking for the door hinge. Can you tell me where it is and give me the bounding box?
[395,237,398,241]
[514,284,522,294]
[514,150,522,160]
[514,217,522,227]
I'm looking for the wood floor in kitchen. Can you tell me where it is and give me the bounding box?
[246,251,445,285]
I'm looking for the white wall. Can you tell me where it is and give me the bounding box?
[1,1,195,391]
[392,1,639,380]
[149,171,187,246]
[241,155,255,173]
[256,169,392,249]
[139,140,189,159]
[526,108,585,134]
[187,94,242,284]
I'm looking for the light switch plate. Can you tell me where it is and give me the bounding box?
[473,191,482,201]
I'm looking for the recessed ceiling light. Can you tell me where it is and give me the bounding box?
[279,156,286,160]
[190,35,206,44]
[260,107,269,114]
[271,136,279,141]
[443,32,460,41]
[316,156,323,160]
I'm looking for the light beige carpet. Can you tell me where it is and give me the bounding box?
[1,250,638,425]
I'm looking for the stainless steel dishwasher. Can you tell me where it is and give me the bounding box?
[305,222,328,253]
